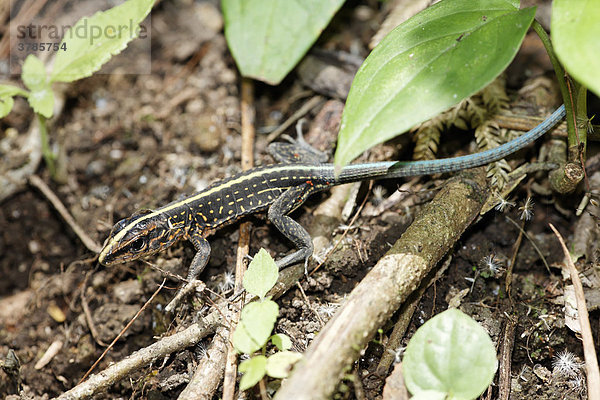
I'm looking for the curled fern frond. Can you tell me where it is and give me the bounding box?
[464,98,487,127]
[413,118,443,160]
[487,159,511,191]
[474,121,503,151]
[481,76,509,113]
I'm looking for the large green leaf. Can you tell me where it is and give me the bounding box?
[335,0,535,167]
[403,309,497,400]
[222,0,345,85]
[552,0,600,98]
[50,0,154,82]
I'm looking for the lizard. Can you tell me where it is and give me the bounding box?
[98,105,566,284]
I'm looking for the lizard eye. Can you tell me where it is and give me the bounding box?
[130,238,146,252]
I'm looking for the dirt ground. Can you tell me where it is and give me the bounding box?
[1,1,598,399]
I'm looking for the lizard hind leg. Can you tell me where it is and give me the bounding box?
[267,120,329,164]
[268,184,315,273]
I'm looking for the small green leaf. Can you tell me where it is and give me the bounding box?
[50,0,154,82]
[403,309,498,399]
[239,355,267,391]
[233,300,279,354]
[265,351,303,379]
[22,55,47,91]
[222,0,345,85]
[243,248,278,299]
[28,88,54,118]
[0,96,14,118]
[0,84,29,98]
[22,55,54,118]
[0,85,27,118]
[270,333,292,351]
[552,0,600,98]
[335,0,535,167]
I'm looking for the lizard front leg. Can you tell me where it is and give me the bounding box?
[186,230,211,281]
[165,230,211,312]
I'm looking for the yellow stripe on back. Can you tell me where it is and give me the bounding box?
[107,165,316,245]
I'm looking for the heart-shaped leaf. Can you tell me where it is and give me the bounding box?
[403,309,498,399]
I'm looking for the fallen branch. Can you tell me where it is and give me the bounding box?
[177,326,229,400]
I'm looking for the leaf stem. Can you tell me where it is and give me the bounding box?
[37,113,56,177]
[531,20,579,153]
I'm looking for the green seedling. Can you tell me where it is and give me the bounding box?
[0,0,154,178]
[232,249,303,391]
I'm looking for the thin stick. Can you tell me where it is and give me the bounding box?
[222,78,255,400]
[504,216,551,274]
[78,279,166,384]
[29,175,102,254]
[266,96,324,143]
[80,272,108,347]
[505,219,524,299]
[497,316,516,400]
[310,181,373,275]
[549,223,600,399]
[296,282,325,327]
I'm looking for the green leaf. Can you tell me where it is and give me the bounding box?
[243,248,278,299]
[335,0,535,167]
[403,309,498,399]
[50,0,154,82]
[0,96,14,118]
[222,0,345,85]
[28,88,54,118]
[239,355,267,391]
[233,300,279,354]
[0,84,28,98]
[265,351,303,379]
[22,55,47,91]
[409,390,448,400]
[552,0,600,98]
[22,55,54,118]
[270,333,292,351]
[0,84,28,118]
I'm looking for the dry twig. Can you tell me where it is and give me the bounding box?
[266,95,324,143]
[549,224,600,399]
[29,175,102,253]
[78,279,166,384]
[222,78,255,400]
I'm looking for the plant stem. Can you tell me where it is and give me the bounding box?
[37,113,56,177]
[531,20,579,152]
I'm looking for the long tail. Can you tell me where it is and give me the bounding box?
[336,105,566,183]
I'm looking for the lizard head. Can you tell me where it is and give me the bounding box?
[99,209,184,266]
